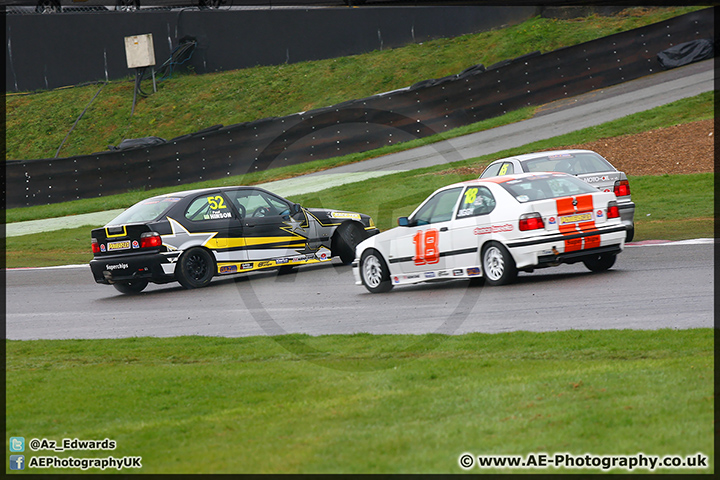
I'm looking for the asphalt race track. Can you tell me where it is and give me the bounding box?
[6,243,713,340]
[5,60,714,342]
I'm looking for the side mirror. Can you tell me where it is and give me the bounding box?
[398,216,410,227]
[291,203,302,216]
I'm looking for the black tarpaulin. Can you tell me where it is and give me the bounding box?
[657,38,715,70]
[108,136,167,151]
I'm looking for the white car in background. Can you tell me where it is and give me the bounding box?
[479,150,635,241]
[354,172,626,293]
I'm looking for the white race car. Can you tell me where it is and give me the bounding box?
[353,172,626,293]
[479,149,635,241]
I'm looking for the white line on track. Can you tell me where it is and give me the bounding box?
[6,239,713,271]
[625,238,715,247]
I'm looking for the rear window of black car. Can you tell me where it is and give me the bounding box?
[522,152,615,175]
[499,174,597,203]
[107,196,181,225]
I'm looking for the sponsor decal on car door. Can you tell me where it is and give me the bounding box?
[392,187,462,274]
[394,222,453,274]
[229,189,307,262]
[181,192,247,267]
[451,186,499,269]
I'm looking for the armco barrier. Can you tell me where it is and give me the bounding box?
[6,7,714,208]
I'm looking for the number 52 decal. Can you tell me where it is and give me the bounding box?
[207,195,227,210]
[413,229,439,266]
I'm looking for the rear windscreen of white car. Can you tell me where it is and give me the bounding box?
[107,196,182,225]
[522,152,615,175]
[499,174,598,203]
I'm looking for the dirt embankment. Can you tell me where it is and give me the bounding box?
[563,119,714,176]
[442,119,714,176]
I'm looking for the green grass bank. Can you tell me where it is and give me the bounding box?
[5,92,714,268]
[6,328,714,474]
[5,6,703,162]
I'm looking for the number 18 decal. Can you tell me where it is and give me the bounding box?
[413,229,439,265]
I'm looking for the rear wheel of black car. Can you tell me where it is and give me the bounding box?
[176,247,215,289]
[334,222,368,265]
[113,279,148,295]
[482,242,517,286]
[360,249,392,293]
[278,265,297,275]
[582,253,616,272]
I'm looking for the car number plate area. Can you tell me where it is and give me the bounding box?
[559,212,593,225]
[107,240,131,251]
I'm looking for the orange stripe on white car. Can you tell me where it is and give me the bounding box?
[555,195,598,252]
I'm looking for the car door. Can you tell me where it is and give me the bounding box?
[226,188,304,263]
[450,185,498,273]
[392,187,463,275]
[182,191,247,266]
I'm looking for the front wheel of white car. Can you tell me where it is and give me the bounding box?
[360,249,393,293]
[482,242,517,286]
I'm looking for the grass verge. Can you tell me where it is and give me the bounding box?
[5,226,93,269]
[4,172,713,269]
[4,105,536,224]
[5,6,704,161]
[5,329,713,474]
[5,90,714,224]
[291,172,715,233]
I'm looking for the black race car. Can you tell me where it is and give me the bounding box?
[90,186,379,294]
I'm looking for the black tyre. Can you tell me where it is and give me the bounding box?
[481,242,517,286]
[176,247,215,289]
[334,222,369,265]
[625,226,635,243]
[582,253,616,272]
[113,279,148,295]
[468,276,485,287]
[360,249,392,293]
[278,265,297,275]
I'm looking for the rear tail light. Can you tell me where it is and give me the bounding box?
[91,238,100,254]
[519,212,545,231]
[614,179,630,197]
[607,201,620,219]
[140,232,162,248]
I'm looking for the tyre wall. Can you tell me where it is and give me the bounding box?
[6,7,714,208]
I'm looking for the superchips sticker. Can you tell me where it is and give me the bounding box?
[559,213,593,225]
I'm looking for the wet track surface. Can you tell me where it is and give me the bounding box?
[6,243,713,340]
